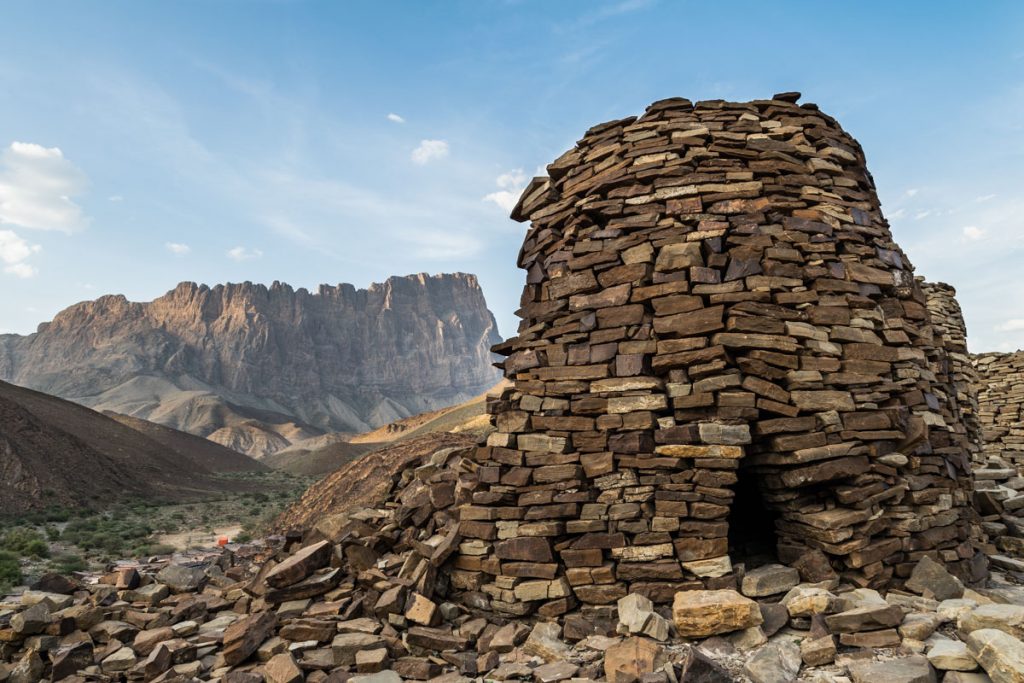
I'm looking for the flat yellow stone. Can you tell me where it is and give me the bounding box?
[653,444,744,459]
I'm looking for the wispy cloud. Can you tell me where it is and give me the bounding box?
[165,242,191,255]
[975,193,997,203]
[578,0,655,26]
[386,113,405,124]
[996,319,1024,332]
[962,225,986,241]
[483,168,529,212]
[227,246,262,261]
[0,229,40,278]
[0,141,90,232]
[398,228,482,260]
[904,188,919,197]
[411,139,449,165]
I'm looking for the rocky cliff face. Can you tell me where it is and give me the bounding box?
[0,273,502,453]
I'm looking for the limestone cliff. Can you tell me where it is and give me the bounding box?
[0,273,502,454]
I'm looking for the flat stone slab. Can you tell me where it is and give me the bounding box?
[847,655,938,683]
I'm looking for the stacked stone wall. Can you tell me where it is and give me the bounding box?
[450,95,985,617]
[920,280,984,465]
[974,351,1024,467]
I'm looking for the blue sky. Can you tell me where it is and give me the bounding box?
[0,1,1022,351]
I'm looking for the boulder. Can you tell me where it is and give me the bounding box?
[847,655,938,683]
[265,652,304,683]
[677,646,735,682]
[265,540,332,588]
[332,633,387,666]
[523,621,570,662]
[741,565,800,598]
[223,611,278,666]
[906,556,964,601]
[927,639,977,671]
[618,593,671,641]
[743,640,801,683]
[157,563,206,593]
[800,635,836,666]
[967,628,1024,683]
[824,604,904,633]
[960,605,1024,641]
[604,636,668,683]
[10,602,50,635]
[673,590,763,638]
[781,586,837,617]
[533,661,579,683]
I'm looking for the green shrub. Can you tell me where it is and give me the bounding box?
[49,553,86,574]
[0,551,21,592]
[24,539,49,559]
[1,527,48,556]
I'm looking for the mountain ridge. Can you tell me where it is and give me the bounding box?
[0,272,502,455]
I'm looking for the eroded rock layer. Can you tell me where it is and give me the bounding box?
[461,95,985,615]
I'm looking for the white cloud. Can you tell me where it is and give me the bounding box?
[0,141,89,232]
[165,242,191,255]
[411,139,449,165]
[386,113,405,124]
[975,193,997,203]
[398,229,482,260]
[887,208,906,220]
[913,210,932,220]
[109,195,124,202]
[904,188,919,197]
[4,262,36,278]
[962,225,986,241]
[226,246,262,261]
[0,229,41,278]
[483,168,530,212]
[996,319,1024,332]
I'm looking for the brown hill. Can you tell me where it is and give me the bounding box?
[262,438,373,478]
[0,380,265,515]
[104,412,268,474]
[0,273,502,456]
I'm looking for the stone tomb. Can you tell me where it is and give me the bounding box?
[453,94,986,616]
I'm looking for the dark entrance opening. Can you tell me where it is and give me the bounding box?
[727,465,779,569]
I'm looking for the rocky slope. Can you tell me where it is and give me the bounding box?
[0,380,266,515]
[5,441,1024,682]
[0,273,502,456]
[262,380,503,477]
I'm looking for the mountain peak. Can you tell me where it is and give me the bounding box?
[0,272,502,456]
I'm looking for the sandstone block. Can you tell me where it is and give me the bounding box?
[672,589,762,638]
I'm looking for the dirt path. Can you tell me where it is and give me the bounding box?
[157,525,243,551]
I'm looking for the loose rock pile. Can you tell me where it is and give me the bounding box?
[2,443,1024,683]
[468,93,985,617]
